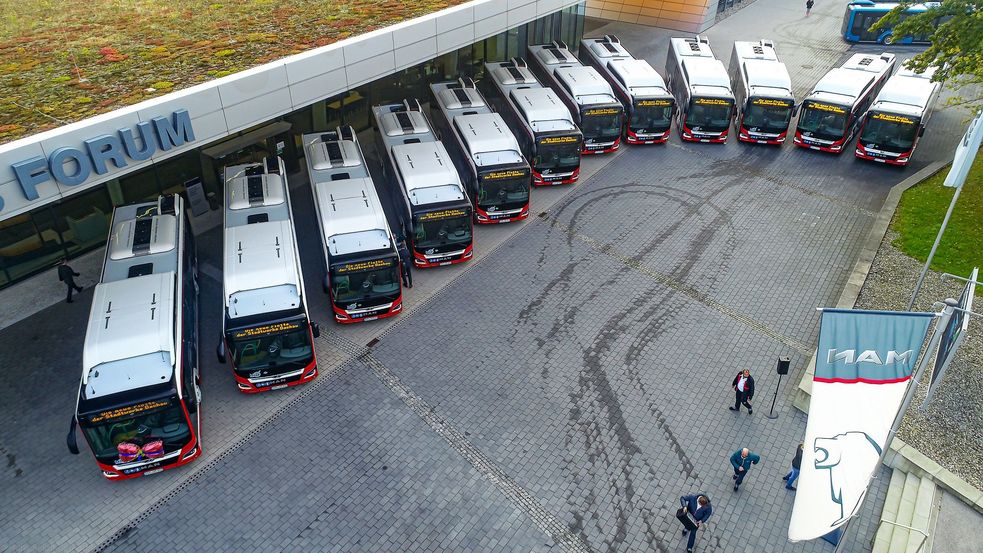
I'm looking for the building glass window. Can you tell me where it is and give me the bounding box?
[0,211,66,285]
[53,186,114,257]
[155,150,204,198]
[118,167,162,205]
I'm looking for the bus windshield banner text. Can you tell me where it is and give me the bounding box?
[89,399,171,423]
[807,102,846,114]
[418,208,468,222]
[232,320,302,339]
[538,136,578,145]
[695,98,731,106]
[483,169,529,180]
[872,113,915,125]
[637,99,672,107]
[334,258,396,274]
[752,98,793,108]
[584,108,620,116]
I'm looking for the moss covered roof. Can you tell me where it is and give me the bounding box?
[0,0,469,144]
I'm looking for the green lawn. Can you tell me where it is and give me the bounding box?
[0,0,467,144]
[892,152,983,277]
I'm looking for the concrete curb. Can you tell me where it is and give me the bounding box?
[790,160,983,516]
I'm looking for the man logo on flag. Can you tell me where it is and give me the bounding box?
[813,432,883,526]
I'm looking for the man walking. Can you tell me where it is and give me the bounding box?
[730,447,760,491]
[57,259,83,303]
[729,369,755,414]
[678,492,712,552]
[783,443,803,491]
[396,233,413,288]
[806,0,814,16]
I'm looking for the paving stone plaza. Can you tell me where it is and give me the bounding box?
[0,1,978,552]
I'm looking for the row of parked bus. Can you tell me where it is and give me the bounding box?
[65,34,942,481]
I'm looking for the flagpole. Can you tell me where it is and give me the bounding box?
[830,300,955,553]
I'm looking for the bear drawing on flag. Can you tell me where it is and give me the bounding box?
[814,431,883,526]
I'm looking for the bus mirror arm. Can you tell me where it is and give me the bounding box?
[312,322,321,339]
[322,275,330,295]
[216,339,227,364]
[918,126,925,138]
[792,103,800,118]
[67,416,80,455]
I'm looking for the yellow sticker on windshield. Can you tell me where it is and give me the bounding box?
[418,208,469,222]
[808,102,846,114]
[232,321,303,339]
[334,258,396,275]
[871,113,915,125]
[539,136,579,145]
[89,399,171,423]
[637,99,672,107]
[752,98,793,107]
[695,98,731,106]
[585,108,620,116]
[484,169,530,180]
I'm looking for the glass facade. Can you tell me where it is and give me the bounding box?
[0,3,586,290]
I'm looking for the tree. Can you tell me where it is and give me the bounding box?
[872,1,983,105]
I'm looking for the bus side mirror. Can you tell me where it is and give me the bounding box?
[216,339,227,364]
[322,275,330,294]
[918,127,926,137]
[67,416,80,455]
[311,322,321,339]
[792,104,800,118]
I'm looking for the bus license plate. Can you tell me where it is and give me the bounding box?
[272,384,288,390]
[440,261,452,266]
[498,219,510,224]
[143,468,164,476]
[757,140,768,144]
[810,146,820,150]
[364,316,378,322]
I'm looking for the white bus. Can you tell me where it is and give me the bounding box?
[579,34,674,144]
[429,78,532,224]
[482,58,583,185]
[665,35,736,143]
[67,194,201,480]
[216,157,319,391]
[728,40,795,145]
[527,41,625,154]
[855,66,940,166]
[794,52,896,153]
[303,127,403,323]
[373,100,474,268]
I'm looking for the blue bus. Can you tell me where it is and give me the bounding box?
[842,1,944,44]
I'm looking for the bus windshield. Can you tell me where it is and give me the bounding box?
[534,136,581,172]
[228,317,313,372]
[630,100,673,133]
[331,260,401,308]
[798,101,850,141]
[82,398,190,466]
[479,171,530,209]
[859,111,920,153]
[581,107,623,140]
[686,98,734,133]
[414,211,472,250]
[743,98,794,134]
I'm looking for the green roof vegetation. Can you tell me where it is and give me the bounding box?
[893,152,983,277]
[0,0,468,144]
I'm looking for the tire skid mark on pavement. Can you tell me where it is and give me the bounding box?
[323,334,595,553]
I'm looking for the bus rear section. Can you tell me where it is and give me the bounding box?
[430,79,532,224]
[481,58,583,185]
[67,194,202,480]
[218,157,319,390]
[528,41,624,154]
[666,36,735,143]
[580,34,674,144]
[795,52,896,153]
[842,2,938,44]
[855,67,940,166]
[304,127,403,323]
[373,100,474,268]
[729,40,795,145]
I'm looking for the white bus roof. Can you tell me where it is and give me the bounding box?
[312,176,392,256]
[509,88,578,132]
[608,59,670,98]
[586,37,631,60]
[743,59,793,98]
[733,40,779,62]
[378,108,430,137]
[436,85,486,110]
[682,57,732,93]
[223,221,301,317]
[82,272,175,398]
[453,113,524,167]
[552,65,618,105]
[489,62,538,87]
[390,141,466,206]
[670,36,715,59]
[530,43,579,67]
[872,67,939,116]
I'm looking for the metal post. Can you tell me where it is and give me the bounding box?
[875,520,930,553]
[832,300,955,553]
[766,373,782,419]
[908,188,964,311]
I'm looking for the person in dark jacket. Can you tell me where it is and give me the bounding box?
[730,447,761,491]
[806,0,814,16]
[396,234,413,288]
[729,369,755,414]
[57,259,83,303]
[783,443,803,490]
[679,493,712,552]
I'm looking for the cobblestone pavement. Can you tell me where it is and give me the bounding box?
[0,0,975,552]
